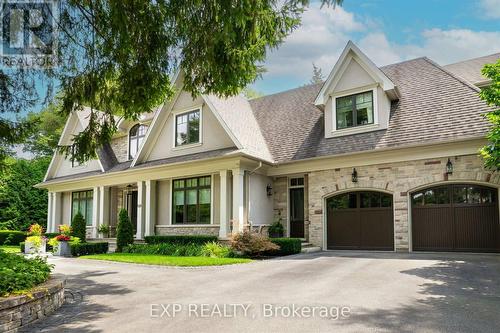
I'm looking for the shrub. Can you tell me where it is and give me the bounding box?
[72,212,87,242]
[0,251,52,296]
[44,232,60,239]
[144,235,218,245]
[201,241,233,258]
[0,230,26,245]
[71,242,109,257]
[98,224,110,237]
[19,242,25,252]
[123,243,202,256]
[116,209,134,252]
[230,231,279,257]
[268,238,302,256]
[28,223,43,236]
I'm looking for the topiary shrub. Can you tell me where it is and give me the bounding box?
[144,235,218,245]
[71,212,86,242]
[268,238,302,256]
[70,242,109,256]
[116,209,134,252]
[230,231,279,257]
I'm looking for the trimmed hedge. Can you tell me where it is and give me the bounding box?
[144,235,218,245]
[71,242,109,257]
[0,230,26,245]
[0,251,52,296]
[268,238,302,256]
[20,242,25,253]
[123,243,203,256]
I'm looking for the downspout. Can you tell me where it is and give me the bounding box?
[247,162,263,229]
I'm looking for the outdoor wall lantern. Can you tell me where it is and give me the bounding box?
[351,168,358,183]
[446,158,453,175]
[266,184,273,196]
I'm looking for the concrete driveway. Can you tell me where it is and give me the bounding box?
[23,252,500,333]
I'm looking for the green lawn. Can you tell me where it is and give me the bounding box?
[79,253,252,266]
[0,245,21,254]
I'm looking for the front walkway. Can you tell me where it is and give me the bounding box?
[23,252,500,332]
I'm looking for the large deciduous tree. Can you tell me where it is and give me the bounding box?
[480,60,500,170]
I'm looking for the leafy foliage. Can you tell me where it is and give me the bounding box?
[0,157,50,231]
[71,213,87,243]
[480,59,500,170]
[230,230,279,256]
[123,243,203,257]
[200,241,234,258]
[0,250,52,296]
[268,218,285,238]
[144,235,218,245]
[0,230,26,245]
[70,242,109,257]
[116,209,134,252]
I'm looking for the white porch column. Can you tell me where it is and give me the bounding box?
[91,187,100,238]
[232,168,245,233]
[136,181,146,239]
[144,180,156,237]
[52,192,62,231]
[47,192,54,233]
[219,170,229,238]
[98,186,110,238]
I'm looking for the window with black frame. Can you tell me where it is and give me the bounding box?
[175,109,200,146]
[71,190,93,226]
[172,176,211,224]
[129,124,148,159]
[336,91,374,129]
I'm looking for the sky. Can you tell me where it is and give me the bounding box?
[251,0,500,95]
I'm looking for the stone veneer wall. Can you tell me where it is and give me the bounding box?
[305,154,499,251]
[0,275,65,332]
[272,177,288,234]
[110,136,129,163]
[155,225,220,236]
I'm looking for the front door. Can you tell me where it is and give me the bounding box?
[289,187,305,238]
[126,191,138,235]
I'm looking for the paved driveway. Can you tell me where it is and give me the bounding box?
[23,252,500,333]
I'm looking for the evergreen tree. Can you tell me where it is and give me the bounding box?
[71,212,87,242]
[116,209,134,252]
[310,63,325,84]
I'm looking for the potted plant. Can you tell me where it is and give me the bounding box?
[98,224,110,238]
[49,225,80,257]
[268,218,284,238]
[24,223,47,254]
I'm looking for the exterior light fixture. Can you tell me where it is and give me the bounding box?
[446,158,453,175]
[351,168,358,183]
[266,184,273,196]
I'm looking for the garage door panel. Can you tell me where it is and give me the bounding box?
[327,210,359,249]
[412,206,454,251]
[360,209,394,250]
[454,206,499,251]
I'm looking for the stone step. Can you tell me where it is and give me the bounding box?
[301,242,313,247]
[301,246,321,254]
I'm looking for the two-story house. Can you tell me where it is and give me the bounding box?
[37,41,500,252]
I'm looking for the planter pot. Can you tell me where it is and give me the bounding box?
[24,239,47,254]
[54,241,72,257]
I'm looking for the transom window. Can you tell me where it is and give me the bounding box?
[290,177,304,187]
[412,185,497,206]
[172,176,211,224]
[336,91,374,130]
[71,190,93,226]
[129,124,148,160]
[175,109,200,146]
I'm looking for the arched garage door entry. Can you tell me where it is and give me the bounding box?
[326,191,394,250]
[411,184,500,252]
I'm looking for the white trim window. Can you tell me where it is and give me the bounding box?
[335,90,374,130]
[175,109,200,147]
[129,124,148,160]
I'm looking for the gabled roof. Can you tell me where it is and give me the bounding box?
[314,40,398,105]
[443,53,500,87]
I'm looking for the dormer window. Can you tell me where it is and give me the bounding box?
[129,124,148,160]
[336,91,374,130]
[175,109,200,146]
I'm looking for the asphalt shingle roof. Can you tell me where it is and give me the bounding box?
[443,53,500,85]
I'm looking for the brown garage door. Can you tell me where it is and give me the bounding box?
[411,184,500,252]
[326,191,394,250]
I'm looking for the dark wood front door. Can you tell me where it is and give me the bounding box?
[412,184,499,252]
[289,187,304,238]
[126,191,138,234]
[327,191,394,250]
